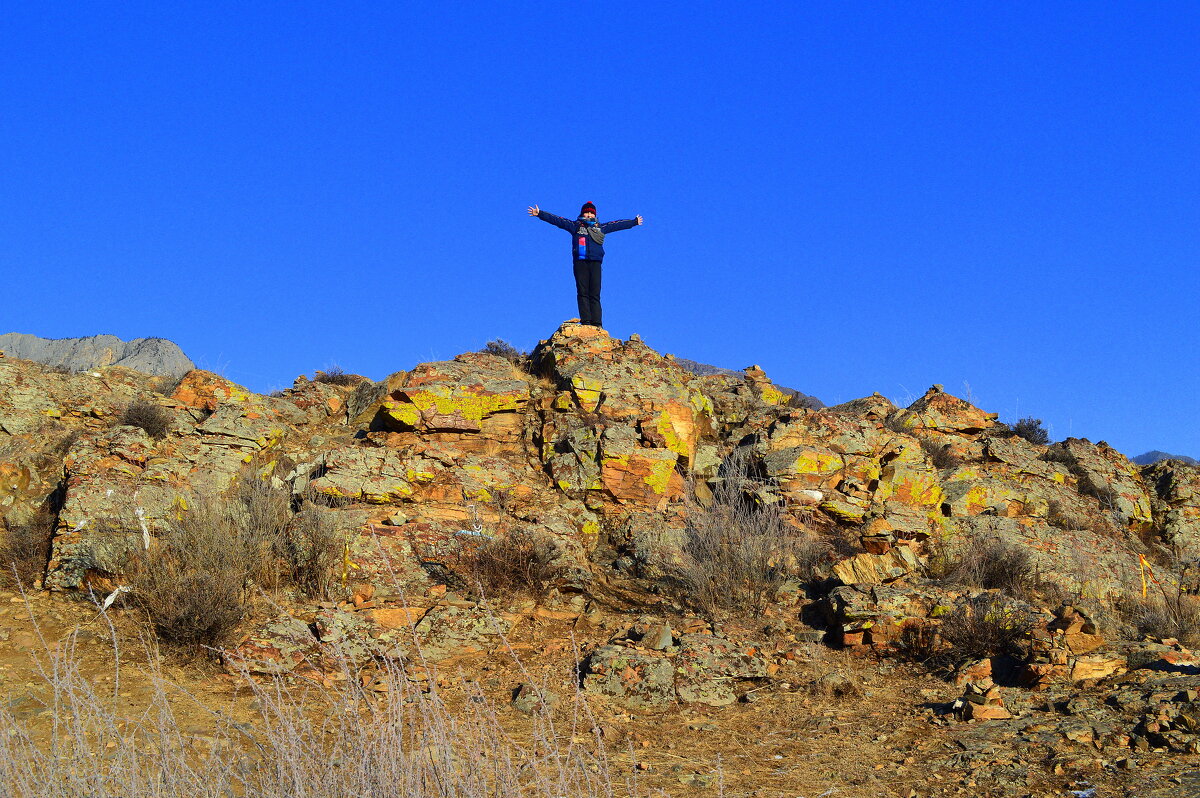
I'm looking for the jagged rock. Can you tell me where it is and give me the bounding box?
[1048,438,1155,532]
[1022,604,1127,687]
[0,323,1193,689]
[675,633,769,706]
[410,604,514,661]
[824,582,964,649]
[957,677,1013,721]
[511,683,558,715]
[895,384,999,435]
[832,544,920,585]
[378,355,528,439]
[1143,459,1200,554]
[581,626,769,708]
[581,645,677,708]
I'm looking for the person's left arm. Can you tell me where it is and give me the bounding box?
[599,215,644,233]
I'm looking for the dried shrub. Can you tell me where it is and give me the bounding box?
[228,475,293,589]
[676,451,828,619]
[118,399,172,440]
[919,436,961,470]
[125,497,252,647]
[126,476,343,646]
[1118,581,1200,647]
[928,537,1039,599]
[0,512,54,588]
[902,594,1036,673]
[231,477,340,599]
[462,530,563,601]
[1011,417,1050,445]
[286,504,340,599]
[314,366,361,386]
[1040,445,1075,465]
[480,339,527,365]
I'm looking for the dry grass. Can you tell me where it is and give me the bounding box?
[228,477,340,598]
[314,366,362,386]
[1116,577,1200,647]
[0,616,648,798]
[675,451,831,620]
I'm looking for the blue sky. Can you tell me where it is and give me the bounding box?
[2,3,1197,457]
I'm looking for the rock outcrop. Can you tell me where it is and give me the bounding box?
[1,322,1197,601]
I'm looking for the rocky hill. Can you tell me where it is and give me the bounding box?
[1132,449,1198,466]
[0,332,195,378]
[3,321,1200,794]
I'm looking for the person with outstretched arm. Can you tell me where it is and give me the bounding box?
[528,201,643,328]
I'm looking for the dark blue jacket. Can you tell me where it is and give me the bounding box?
[536,211,639,261]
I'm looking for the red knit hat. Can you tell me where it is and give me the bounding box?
[580,201,597,216]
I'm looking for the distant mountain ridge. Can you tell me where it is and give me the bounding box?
[673,356,825,409]
[1131,450,1198,466]
[0,333,195,379]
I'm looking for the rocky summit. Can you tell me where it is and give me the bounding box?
[0,332,195,379]
[3,321,1200,794]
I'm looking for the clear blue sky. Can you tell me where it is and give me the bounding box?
[2,4,1197,458]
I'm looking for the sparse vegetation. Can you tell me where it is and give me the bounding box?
[314,366,360,386]
[125,476,341,647]
[1011,417,1050,445]
[119,398,173,439]
[1114,559,1200,646]
[228,476,340,598]
[0,511,54,588]
[675,451,831,619]
[1127,590,1200,646]
[919,436,961,470]
[927,537,1039,599]
[462,529,564,601]
[900,593,1036,673]
[287,504,341,599]
[1039,445,1074,465]
[125,496,253,647]
[480,339,528,366]
[0,620,635,798]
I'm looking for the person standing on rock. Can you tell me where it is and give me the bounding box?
[528,201,643,328]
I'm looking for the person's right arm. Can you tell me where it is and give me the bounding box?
[528,206,575,232]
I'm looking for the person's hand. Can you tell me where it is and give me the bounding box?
[636,215,644,225]
[528,205,540,216]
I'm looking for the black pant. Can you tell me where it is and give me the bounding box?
[573,259,603,326]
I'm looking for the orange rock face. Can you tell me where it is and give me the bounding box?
[171,370,253,411]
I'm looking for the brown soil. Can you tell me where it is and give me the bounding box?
[3,590,1199,797]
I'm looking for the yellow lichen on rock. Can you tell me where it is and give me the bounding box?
[569,374,604,412]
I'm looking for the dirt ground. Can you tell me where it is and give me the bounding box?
[0,589,1197,798]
